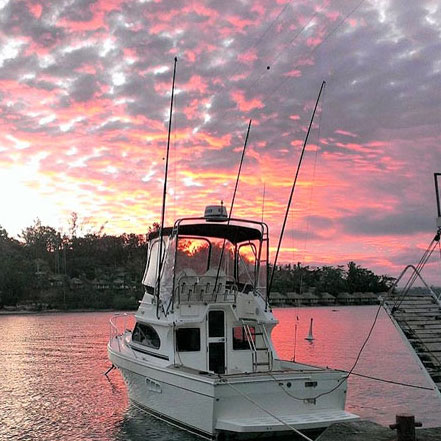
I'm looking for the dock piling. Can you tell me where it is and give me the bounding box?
[389,414,422,441]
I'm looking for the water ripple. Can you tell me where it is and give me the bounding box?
[0,308,440,441]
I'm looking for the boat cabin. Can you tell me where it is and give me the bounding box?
[134,207,277,375]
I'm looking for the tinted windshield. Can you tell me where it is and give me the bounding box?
[175,237,235,279]
[175,235,267,298]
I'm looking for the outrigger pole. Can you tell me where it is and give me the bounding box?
[156,57,178,317]
[268,81,326,298]
[229,120,253,218]
[214,120,252,296]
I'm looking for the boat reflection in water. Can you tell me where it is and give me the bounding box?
[108,205,358,440]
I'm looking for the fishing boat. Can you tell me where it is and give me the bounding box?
[108,204,358,439]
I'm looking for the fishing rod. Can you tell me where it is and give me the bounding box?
[267,80,326,298]
[214,120,252,297]
[156,57,178,319]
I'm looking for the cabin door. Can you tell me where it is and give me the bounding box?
[208,310,225,374]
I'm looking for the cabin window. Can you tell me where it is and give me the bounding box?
[209,310,225,337]
[132,323,161,349]
[232,326,255,350]
[176,328,201,352]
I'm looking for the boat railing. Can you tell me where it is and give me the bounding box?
[174,282,269,306]
[109,312,134,351]
[174,275,238,304]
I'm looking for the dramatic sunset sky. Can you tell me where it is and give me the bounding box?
[0,0,440,282]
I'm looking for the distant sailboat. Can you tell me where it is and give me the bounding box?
[305,318,315,341]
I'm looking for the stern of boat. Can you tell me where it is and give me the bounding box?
[213,363,358,436]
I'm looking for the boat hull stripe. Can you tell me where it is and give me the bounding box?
[129,344,170,360]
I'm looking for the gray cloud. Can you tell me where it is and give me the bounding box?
[70,74,100,102]
[339,208,435,236]
[0,1,65,47]
[58,0,98,23]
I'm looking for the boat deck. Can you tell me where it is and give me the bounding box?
[170,359,335,381]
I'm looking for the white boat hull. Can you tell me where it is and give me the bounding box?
[108,337,358,439]
[113,358,216,436]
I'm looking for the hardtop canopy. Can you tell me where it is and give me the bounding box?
[148,218,264,244]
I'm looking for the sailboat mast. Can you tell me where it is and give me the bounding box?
[157,57,178,310]
[268,81,326,297]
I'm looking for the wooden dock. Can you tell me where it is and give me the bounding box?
[383,289,441,395]
[317,419,441,441]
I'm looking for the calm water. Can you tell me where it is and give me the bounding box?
[0,306,440,441]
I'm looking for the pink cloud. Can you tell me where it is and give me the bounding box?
[227,16,254,32]
[237,49,258,65]
[184,75,208,94]
[231,90,264,112]
[283,69,302,78]
[306,37,323,48]
[334,142,377,153]
[28,3,42,19]
[335,129,358,138]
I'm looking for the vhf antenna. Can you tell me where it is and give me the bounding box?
[156,57,178,319]
[268,81,326,297]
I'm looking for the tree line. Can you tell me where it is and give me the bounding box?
[0,215,152,310]
[270,262,394,296]
[0,215,394,310]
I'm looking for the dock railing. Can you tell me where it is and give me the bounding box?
[383,264,441,395]
[384,264,441,309]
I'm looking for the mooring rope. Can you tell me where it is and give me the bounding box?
[345,371,436,391]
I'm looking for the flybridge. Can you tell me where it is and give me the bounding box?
[142,208,269,310]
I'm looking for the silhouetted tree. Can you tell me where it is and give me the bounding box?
[0,225,32,305]
[315,265,348,295]
[0,219,395,310]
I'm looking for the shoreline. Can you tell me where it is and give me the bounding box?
[0,303,378,316]
[0,308,130,316]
